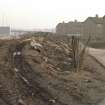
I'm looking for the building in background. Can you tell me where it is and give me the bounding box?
[83,14,104,39]
[56,15,105,40]
[56,20,83,36]
[0,26,10,35]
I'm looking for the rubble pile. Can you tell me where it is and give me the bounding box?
[27,36,73,72]
[0,35,105,105]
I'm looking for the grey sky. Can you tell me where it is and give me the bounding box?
[0,0,105,29]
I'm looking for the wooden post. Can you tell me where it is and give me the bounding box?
[71,36,80,72]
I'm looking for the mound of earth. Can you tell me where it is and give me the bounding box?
[0,35,105,105]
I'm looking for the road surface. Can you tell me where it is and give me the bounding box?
[89,48,105,105]
[89,48,105,68]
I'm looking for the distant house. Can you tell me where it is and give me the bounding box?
[83,15,104,39]
[0,26,10,35]
[56,21,83,35]
[56,15,105,39]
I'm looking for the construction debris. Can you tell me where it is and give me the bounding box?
[30,39,42,49]
[0,34,105,105]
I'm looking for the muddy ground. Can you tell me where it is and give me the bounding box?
[0,35,105,105]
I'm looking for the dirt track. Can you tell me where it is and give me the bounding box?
[89,48,105,67]
[89,48,105,105]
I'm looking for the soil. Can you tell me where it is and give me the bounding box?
[0,35,105,105]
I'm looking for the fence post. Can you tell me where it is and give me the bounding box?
[71,36,80,72]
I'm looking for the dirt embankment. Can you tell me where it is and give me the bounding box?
[0,36,105,105]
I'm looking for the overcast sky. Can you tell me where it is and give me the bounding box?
[0,0,105,29]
